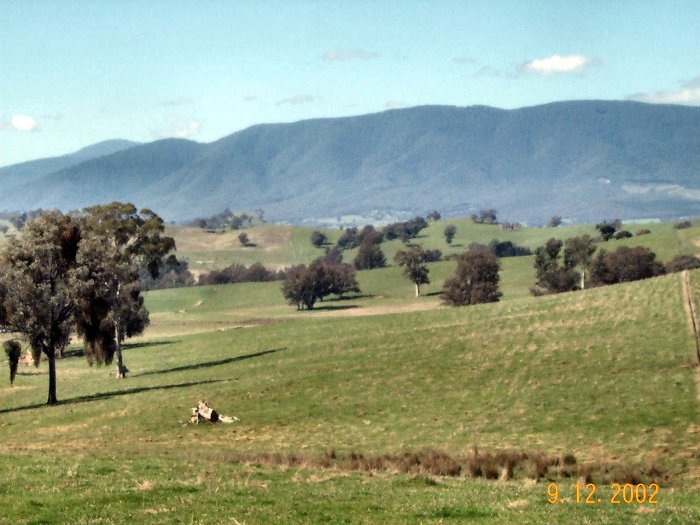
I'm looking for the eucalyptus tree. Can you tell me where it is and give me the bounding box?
[78,202,174,377]
[394,245,430,297]
[0,212,81,404]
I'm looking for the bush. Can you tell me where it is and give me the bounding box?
[354,242,386,270]
[441,248,501,306]
[590,246,665,285]
[613,230,632,240]
[636,229,651,236]
[310,231,328,247]
[674,220,693,229]
[665,254,700,273]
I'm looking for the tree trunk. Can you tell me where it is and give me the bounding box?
[415,283,420,297]
[580,269,585,290]
[47,350,58,405]
[113,287,128,378]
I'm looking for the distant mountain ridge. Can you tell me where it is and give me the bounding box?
[1,101,699,223]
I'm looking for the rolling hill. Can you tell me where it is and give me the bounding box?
[1,101,699,224]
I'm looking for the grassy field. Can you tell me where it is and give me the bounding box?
[0,263,699,523]
[166,219,700,276]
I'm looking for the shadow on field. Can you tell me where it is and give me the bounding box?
[0,378,226,414]
[62,340,179,360]
[326,294,375,302]
[132,347,285,378]
[310,305,358,311]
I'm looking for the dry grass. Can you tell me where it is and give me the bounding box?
[230,448,669,485]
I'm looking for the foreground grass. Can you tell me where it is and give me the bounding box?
[1,271,699,522]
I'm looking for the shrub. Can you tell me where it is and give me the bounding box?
[665,254,700,273]
[441,248,501,306]
[636,229,651,236]
[674,220,693,229]
[613,230,632,240]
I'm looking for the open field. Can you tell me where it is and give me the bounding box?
[0,258,699,523]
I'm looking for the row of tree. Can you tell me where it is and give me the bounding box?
[532,235,700,295]
[0,203,175,404]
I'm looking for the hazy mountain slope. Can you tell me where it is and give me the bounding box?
[1,101,699,223]
[0,139,139,192]
[3,139,204,212]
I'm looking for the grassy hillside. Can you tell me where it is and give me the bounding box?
[0,267,698,523]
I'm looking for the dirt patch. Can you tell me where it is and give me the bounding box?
[307,301,442,318]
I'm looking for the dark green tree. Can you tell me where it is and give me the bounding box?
[0,212,82,404]
[441,248,501,306]
[444,224,457,245]
[354,241,386,270]
[78,203,173,377]
[310,231,328,248]
[395,246,430,297]
[532,238,579,295]
[564,235,596,289]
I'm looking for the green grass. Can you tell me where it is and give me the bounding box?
[1,269,699,523]
[166,219,700,284]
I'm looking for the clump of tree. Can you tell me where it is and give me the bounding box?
[613,230,632,240]
[595,219,622,241]
[310,230,328,247]
[589,246,665,285]
[139,254,195,290]
[336,225,385,250]
[441,248,501,306]
[469,239,531,258]
[674,220,693,230]
[548,216,562,228]
[0,209,46,230]
[531,238,580,295]
[499,222,522,231]
[665,254,700,273]
[282,262,360,310]
[191,209,261,230]
[444,224,456,245]
[563,235,596,290]
[198,262,284,286]
[471,209,498,225]
[426,210,441,222]
[354,240,387,270]
[383,217,428,243]
[238,232,255,247]
[0,204,176,401]
[395,246,431,297]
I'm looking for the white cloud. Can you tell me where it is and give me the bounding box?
[276,95,318,106]
[160,97,194,107]
[0,114,38,132]
[322,49,378,61]
[523,54,592,75]
[628,75,700,105]
[452,56,475,65]
[385,100,404,109]
[151,116,202,139]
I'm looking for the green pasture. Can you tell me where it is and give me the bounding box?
[1,267,699,523]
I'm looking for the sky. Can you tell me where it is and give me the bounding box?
[1,0,699,167]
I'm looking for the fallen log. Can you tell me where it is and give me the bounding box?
[190,400,239,424]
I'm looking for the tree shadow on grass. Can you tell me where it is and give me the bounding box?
[0,378,227,415]
[424,291,443,297]
[132,347,285,378]
[62,340,181,360]
[326,294,375,302]
[309,305,358,312]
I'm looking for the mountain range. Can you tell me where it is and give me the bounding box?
[1,100,699,224]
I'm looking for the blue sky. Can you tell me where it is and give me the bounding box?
[1,0,699,167]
